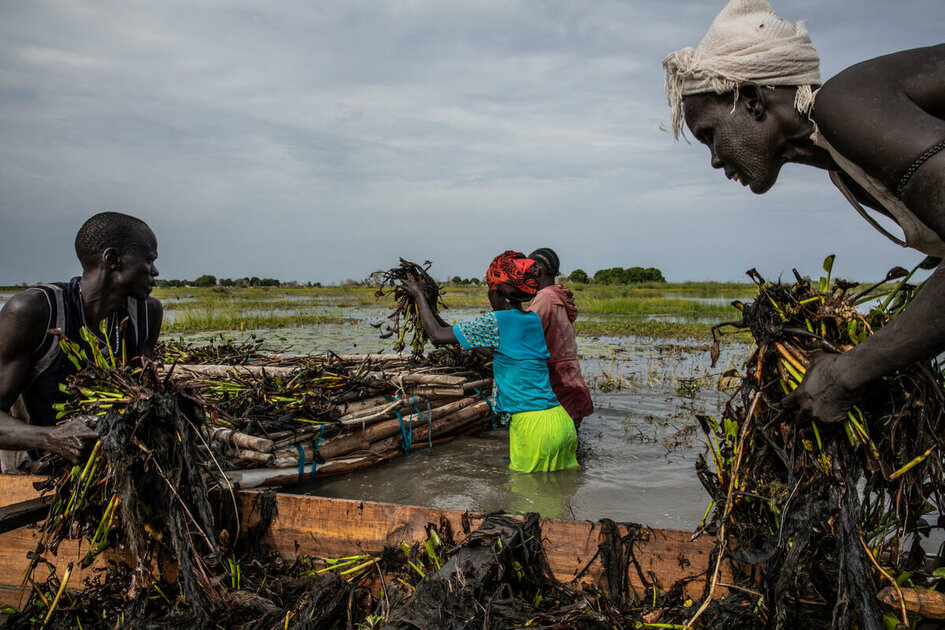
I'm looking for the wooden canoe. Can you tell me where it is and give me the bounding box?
[0,474,729,610]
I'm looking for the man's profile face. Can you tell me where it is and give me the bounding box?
[683,92,785,195]
[116,226,159,300]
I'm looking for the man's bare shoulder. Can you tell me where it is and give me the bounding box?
[145,295,163,314]
[819,45,945,114]
[815,45,945,186]
[0,290,50,322]
[0,290,51,355]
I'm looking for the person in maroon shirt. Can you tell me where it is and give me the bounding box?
[526,248,593,430]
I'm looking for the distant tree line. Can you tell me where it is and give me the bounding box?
[154,276,320,288]
[449,276,482,286]
[567,266,665,284]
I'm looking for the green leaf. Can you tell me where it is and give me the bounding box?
[933,567,945,579]
[822,254,835,274]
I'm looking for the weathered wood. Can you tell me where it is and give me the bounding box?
[336,395,395,417]
[338,393,482,428]
[877,586,945,620]
[210,427,275,453]
[0,496,52,534]
[330,354,412,363]
[403,385,465,396]
[0,475,729,608]
[235,489,725,599]
[0,477,170,609]
[463,378,493,393]
[273,400,489,466]
[170,364,298,378]
[338,394,429,425]
[362,372,467,387]
[227,436,459,487]
[226,447,275,466]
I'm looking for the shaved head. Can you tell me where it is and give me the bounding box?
[74,212,153,270]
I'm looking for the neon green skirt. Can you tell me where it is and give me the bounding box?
[508,405,578,473]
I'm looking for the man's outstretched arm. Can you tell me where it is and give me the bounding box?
[785,262,945,424]
[787,46,945,424]
[0,292,97,463]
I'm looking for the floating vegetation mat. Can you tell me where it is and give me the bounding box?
[692,257,945,629]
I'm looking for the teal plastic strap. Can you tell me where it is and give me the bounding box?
[394,406,412,454]
[411,396,433,448]
[295,443,305,483]
[472,386,495,428]
[309,425,324,480]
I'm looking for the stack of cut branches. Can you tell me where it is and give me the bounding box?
[60,339,494,491]
[152,349,494,488]
[691,256,945,629]
[157,334,268,365]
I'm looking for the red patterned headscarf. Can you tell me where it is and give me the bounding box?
[486,250,539,296]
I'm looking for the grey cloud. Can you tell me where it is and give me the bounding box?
[1,1,942,286]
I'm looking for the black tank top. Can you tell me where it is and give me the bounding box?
[21,277,150,427]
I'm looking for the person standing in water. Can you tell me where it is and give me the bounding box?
[401,251,578,473]
[526,248,593,431]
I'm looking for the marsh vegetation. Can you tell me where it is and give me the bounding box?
[149,281,759,340]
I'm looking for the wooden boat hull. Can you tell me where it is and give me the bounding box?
[0,475,727,609]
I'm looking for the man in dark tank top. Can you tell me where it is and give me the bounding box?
[0,212,164,473]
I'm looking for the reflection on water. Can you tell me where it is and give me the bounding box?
[297,336,745,530]
[176,327,745,529]
[20,299,748,530]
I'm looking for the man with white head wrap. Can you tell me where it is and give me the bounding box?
[663,0,821,142]
[664,1,945,430]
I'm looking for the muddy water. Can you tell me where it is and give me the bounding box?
[176,325,745,530]
[4,286,745,529]
[298,338,744,530]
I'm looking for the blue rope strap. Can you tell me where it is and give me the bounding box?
[394,406,412,454]
[411,396,433,449]
[309,424,324,480]
[472,386,496,428]
[295,443,306,484]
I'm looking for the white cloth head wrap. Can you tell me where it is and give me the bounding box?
[663,0,821,140]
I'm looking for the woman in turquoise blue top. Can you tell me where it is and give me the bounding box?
[401,251,578,473]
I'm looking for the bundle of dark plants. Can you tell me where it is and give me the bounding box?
[689,256,945,629]
[373,258,447,354]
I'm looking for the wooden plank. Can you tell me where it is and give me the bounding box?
[168,364,297,378]
[878,587,945,620]
[0,475,729,609]
[236,491,726,599]
[0,496,53,534]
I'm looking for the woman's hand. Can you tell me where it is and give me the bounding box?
[400,274,424,298]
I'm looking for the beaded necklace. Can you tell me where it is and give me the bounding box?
[77,283,122,360]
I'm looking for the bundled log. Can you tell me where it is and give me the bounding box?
[144,345,496,486]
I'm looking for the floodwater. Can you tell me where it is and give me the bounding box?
[178,325,746,530]
[2,288,749,530]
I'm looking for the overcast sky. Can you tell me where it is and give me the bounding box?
[1,1,943,285]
